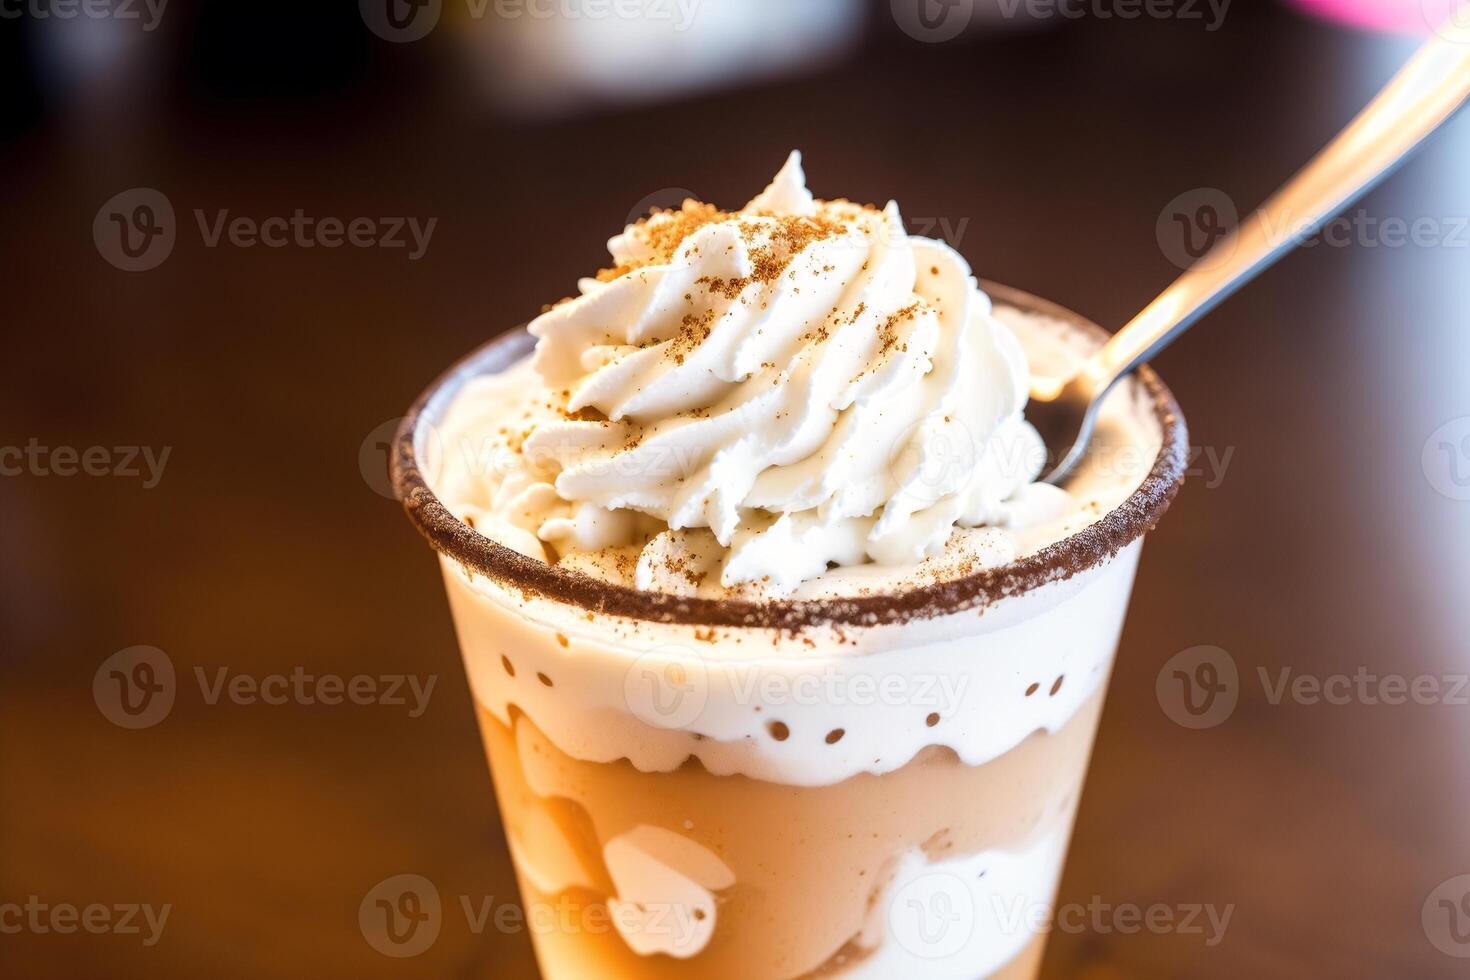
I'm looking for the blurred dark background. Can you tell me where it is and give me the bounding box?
[3,0,1469,977]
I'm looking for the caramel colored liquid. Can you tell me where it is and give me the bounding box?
[476,689,1104,980]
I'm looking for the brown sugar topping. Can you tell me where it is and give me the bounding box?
[877,303,921,358]
[652,546,708,590]
[599,198,877,301]
[668,308,717,365]
[696,275,746,300]
[596,201,730,282]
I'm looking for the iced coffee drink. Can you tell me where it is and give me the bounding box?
[393,153,1186,979]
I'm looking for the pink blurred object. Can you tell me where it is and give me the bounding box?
[1286,0,1467,35]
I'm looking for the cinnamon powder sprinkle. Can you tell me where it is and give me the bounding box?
[668,308,717,365]
[597,200,876,295]
[596,201,729,282]
[877,302,921,357]
[696,275,746,300]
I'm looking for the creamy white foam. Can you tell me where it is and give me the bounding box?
[438,304,1159,601]
[603,824,735,959]
[439,152,1083,597]
[857,821,1073,979]
[444,539,1141,788]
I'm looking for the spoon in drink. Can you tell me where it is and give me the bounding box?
[1030,28,1470,484]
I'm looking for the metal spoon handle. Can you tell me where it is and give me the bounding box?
[1081,30,1470,396]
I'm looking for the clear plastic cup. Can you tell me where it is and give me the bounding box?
[393,283,1187,980]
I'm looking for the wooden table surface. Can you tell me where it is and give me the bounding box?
[3,3,1469,977]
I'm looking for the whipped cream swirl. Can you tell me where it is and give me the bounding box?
[468,153,1059,596]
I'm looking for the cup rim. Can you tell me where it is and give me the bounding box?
[391,281,1188,630]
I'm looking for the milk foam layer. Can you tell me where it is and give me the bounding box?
[851,822,1071,979]
[439,153,1077,596]
[446,538,1140,788]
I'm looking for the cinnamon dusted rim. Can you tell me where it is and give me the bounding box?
[391,282,1188,630]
